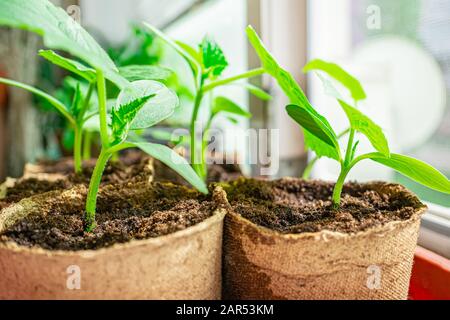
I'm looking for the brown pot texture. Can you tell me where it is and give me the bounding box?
[0,183,226,300]
[23,153,154,182]
[223,180,426,300]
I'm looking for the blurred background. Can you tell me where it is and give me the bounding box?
[0,0,449,210]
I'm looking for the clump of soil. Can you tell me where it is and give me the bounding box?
[153,159,242,185]
[1,182,225,251]
[0,153,152,209]
[223,178,425,234]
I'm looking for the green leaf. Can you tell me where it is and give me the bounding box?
[303,59,366,102]
[143,23,201,84]
[201,36,228,78]
[39,50,96,82]
[112,95,154,143]
[116,80,179,130]
[175,40,202,63]
[70,83,84,117]
[364,153,450,194]
[303,131,341,160]
[0,76,74,124]
[119,65,173,82]
[213,96,251,118]
[0,0,127,88]
[246,25,340,161]
[286,104,339,149]
[338,100,390,157]
[131,142,208,194]
[238,83,272,101]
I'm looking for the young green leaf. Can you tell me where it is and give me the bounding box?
[70,83,84,118]
[119,65,173,82]
[236,83,272,101]
[201,36,228,78]
[338,100,390,157]
[175,40,202,63]
[246,25,341,161]
[39,50,96,82]
[0,77,74,124]
[0,0,127,88]
[131,142,208,194]
[362,153,450,194]
[111,94,154,143]
[213,96,252,118]
[286,104,340,149]
[304,59,366,102]
[116,80,179,130]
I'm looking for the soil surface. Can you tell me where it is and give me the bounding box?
[154,159,242,185]
[0,152,152,209]
[1,182,225,251]
[223,178,425,234]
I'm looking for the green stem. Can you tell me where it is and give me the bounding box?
[302,129,350,180]
[331,153,375,209]
[0,77,75,125]
[84,148,111,232]
[202,68,265,93]
[344,129,355,165]
[190,89,204,177]
[332,165,350,209]
[74,125,83,174]
[83,131,92,161]
[96,70,110,148]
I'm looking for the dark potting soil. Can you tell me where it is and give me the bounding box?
[223,178,425,234]
[153,159,242,185]
[0,154,152,209]
[1,183,224,251]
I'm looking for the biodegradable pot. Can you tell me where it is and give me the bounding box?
[223,179,426,300]
[0,183,226,300]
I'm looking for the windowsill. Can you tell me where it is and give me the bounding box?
[419,202,450,259]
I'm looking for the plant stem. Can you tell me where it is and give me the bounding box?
[84,148,111,232]
[96,70,110,148]
[202,68,265,93]
[331,153,375,209]
[332,165,350,209]
[344,129,355,165]
[0,77,75,125]
[83,131,92,161]
[190,89,204,177]
[74,125,83,174]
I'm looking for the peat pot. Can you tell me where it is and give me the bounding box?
[222,178,426,300]
[0,182,227,299]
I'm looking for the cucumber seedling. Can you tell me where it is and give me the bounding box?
[0,0,207,232]
[301,59,366,179]
[246,26,450,208]
[145,24,271,180]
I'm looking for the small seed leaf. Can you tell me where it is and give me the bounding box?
[213,96,251,118]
